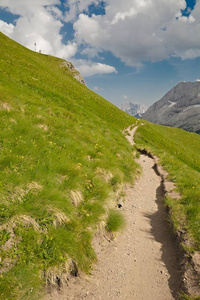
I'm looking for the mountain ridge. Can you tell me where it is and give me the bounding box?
[142,81,200,133]
[120,101,148,118]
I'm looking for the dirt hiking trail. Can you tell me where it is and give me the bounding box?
[46,125,182,300]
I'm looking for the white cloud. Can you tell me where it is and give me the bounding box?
[72,59,117,77]
[1,0,200,77]
[81,46,99,58]
[46,5,65,20]
[57,42,78,60]
[0,0,60,16]
[0,1,77,61]
[64,0,99,22]
[0,20,14,36]
[0,0,118,77]
[74,13,107,46]
[111,0,152,25]
[73,0,200,66]
[178,15,195,23]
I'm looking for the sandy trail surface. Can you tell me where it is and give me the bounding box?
[47,126,182,300]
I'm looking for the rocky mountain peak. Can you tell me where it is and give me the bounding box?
[142,81,200,134]
[120,101,148,117]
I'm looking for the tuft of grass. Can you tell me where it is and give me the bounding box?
[179,291,200,300]
[106,209,126,232]
[0,230,10,246]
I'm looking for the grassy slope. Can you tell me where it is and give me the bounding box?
[0,33,138,299]
[2,32,200,299]
[135,122,200,252]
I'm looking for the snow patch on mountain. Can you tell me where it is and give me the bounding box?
[119,101,148,117]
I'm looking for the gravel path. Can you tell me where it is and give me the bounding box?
[47,126,182,300]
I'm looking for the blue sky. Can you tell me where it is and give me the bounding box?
[0,0,200,107]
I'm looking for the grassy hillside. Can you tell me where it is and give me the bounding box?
[0,33,138,299]
[135,122,200,252]
[1,32,200,300]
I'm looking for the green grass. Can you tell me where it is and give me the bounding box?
[135,122,200,252]
[179,291,200,300]
[0,33,138,299]
[2,31,200,299]
[106,209,126,232]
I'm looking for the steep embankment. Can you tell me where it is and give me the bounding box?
[0,33,138,299]
[135,122,200,298]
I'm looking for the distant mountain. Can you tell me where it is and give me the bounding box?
[120,101,148,118]
[142,81,200,134]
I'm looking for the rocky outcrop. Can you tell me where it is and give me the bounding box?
[61,61,86,86]
[142,81,200,134]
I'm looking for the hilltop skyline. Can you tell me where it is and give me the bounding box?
[0,0,200,106]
